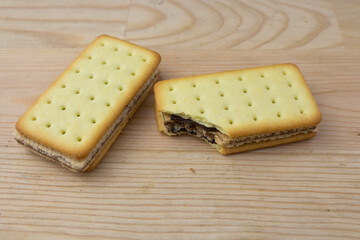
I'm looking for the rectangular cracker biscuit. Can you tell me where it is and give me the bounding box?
[15,35,161,171]
[154,64,321,154]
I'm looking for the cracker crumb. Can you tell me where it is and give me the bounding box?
[190,168,195,173]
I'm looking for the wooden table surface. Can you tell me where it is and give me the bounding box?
[1,1,360,239]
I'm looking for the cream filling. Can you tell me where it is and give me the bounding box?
[222,127,317,148]
[14,68,159,171]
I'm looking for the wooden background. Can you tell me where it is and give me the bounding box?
[1,0,360,239]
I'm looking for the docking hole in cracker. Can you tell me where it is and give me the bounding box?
[14,35,161,171]
[154,64,321,155]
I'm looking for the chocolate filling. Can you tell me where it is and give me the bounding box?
[165,114,218,144]
[163,113,317,148]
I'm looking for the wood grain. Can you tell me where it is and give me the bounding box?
[1,49,360,239]
[0,0,130,48]
[331,0,360,50]
[126,0,344,49]
[1,0,359,50]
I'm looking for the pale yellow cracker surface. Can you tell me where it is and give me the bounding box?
[16,35,161,159]
[154,64,321,138]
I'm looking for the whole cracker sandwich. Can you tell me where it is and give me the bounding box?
[154,64,321,154]
[14,35,161,171]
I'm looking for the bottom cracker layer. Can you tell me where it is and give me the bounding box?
[14,69,159,172]
[157,113,318,155]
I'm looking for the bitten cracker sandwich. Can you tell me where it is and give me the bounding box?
[15,35,161,171]
[154,64,321,154]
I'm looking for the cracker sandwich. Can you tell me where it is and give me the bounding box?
[15,35,161,171]
[154,64,321,154]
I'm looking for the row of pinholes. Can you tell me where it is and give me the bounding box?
[168,70,304,125]
[73,68,137,77]
[30,114,94,142]
[58,71,125,104]
[184,74,293,92]
[85,41,145,75]
[57,83,119,106]
[88,55,146,63]
[88,42,148,63]
[61,80,128,89]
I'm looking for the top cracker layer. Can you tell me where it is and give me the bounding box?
[154,64,321,138]
[16,35,161,158]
